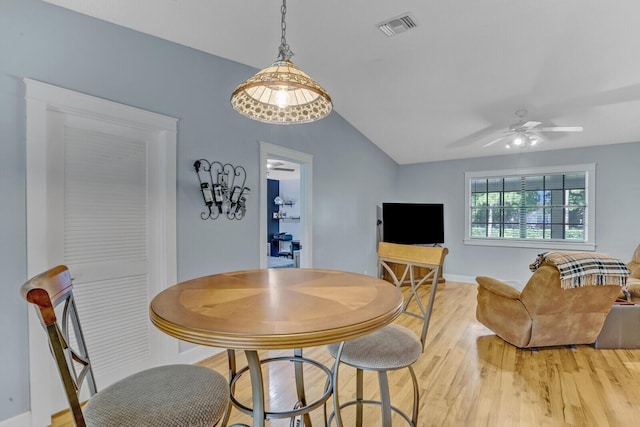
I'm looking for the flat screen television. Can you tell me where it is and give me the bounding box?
[382,203,444,245]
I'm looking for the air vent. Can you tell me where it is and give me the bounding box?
[377,13,418,37]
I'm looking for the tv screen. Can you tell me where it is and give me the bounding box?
[382,203,444,245]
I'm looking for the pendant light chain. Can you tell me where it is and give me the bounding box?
[278,0,293,61]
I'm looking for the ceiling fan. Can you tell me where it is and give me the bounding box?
[483,110,583,149]
[267,160,295,172]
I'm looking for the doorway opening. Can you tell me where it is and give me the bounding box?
[267,158,301,268]
[259,142,313,269]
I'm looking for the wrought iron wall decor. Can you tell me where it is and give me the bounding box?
[194,159,250,220]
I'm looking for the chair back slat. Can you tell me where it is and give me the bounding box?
[378,241,447,268]
[20,265,97,427]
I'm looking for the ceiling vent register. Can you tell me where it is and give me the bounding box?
[377,13,417,37]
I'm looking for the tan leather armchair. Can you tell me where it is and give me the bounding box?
[476,264,621,348]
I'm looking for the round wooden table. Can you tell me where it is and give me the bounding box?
[150,268,403,426]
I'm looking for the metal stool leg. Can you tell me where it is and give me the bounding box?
[377,371,392,427]
[409,366,419,426]
[294,348,313,426]
[221,349,237,427]
[355,369,364,427]
[331,342,345,427]
[245,350,266,427]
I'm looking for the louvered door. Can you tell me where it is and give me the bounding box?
[26,79,177,426]
[62,122,155,387]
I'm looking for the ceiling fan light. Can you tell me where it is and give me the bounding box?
[498,110,579,150]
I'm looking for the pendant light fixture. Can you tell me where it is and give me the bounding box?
[230,0,332,124]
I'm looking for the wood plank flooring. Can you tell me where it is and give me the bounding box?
[51,280,640,426]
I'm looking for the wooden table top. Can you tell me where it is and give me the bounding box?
[150,268,404,350]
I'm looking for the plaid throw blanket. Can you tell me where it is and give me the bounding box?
[529,251,630,289]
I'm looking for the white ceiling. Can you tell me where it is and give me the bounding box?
[43,0,640,164]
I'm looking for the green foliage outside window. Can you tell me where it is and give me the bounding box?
[470,172,586,241]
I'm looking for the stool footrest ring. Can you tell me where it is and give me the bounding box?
[327,399,414,427]
[229,355,333,420]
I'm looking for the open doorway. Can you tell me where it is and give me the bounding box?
[267,158,301,268]
[259,142,313,269]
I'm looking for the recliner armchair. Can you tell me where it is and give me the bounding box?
[626,244,640,297]
[476,264,622,348]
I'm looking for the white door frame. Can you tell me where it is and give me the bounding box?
[259,141,313,268]
[24,79,178,426]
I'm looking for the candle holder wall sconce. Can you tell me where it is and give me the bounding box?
[194,159,250,220]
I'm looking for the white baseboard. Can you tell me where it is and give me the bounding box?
[177,344,224,365]
[0,412,31,427]
[443,274,476,284]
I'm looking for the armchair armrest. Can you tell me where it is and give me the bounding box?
[476,276,521,300]
[628,261,640,280]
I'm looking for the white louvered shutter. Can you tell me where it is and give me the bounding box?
[63,124,152,386]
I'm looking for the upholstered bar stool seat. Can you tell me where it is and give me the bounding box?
[83,364,228,427]
[327,324,422,370]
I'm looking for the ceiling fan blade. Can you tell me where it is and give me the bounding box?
[273,167,295,172]
[482,136,506,148]
[539,126,583,132]
[521,121,542,129]
[447,124,504,148]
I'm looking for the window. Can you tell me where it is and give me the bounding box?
[464,164,596,250]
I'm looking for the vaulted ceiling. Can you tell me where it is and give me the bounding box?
[43,0,640,164]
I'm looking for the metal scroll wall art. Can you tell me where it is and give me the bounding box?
[194,159,250,220]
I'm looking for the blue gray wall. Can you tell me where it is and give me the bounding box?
[0,0,398,421]
[397,142,640,284]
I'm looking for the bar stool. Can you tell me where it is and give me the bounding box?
[327,243,448,426]
[20,265,229,427]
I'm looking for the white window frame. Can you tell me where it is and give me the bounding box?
[464,163,596,251]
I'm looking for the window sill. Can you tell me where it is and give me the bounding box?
[464,238,596,251]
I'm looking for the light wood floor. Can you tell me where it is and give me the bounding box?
[51,280,640,426]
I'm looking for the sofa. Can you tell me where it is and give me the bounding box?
[476,253,627,349]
